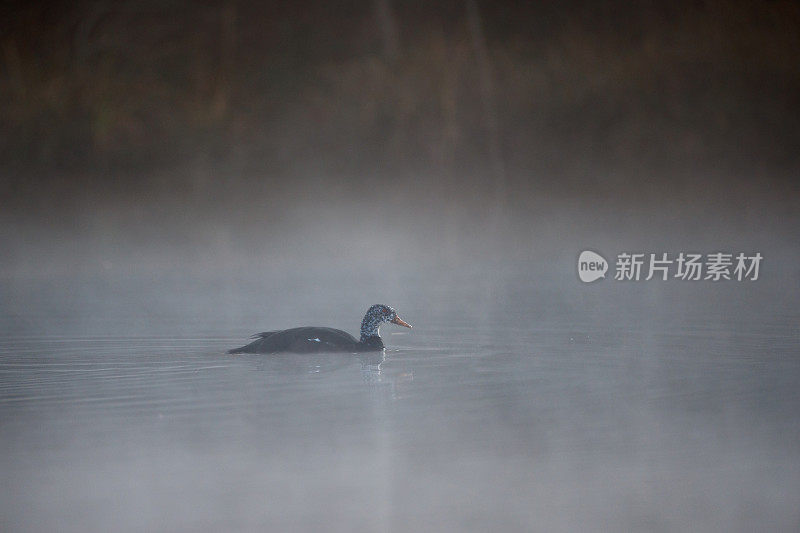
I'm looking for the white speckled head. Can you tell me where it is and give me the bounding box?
[360,304,411,341]
[360,304,394,340]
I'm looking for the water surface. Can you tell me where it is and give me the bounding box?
[1,278,798,532]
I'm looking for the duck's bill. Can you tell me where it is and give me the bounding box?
[391,316,412,328]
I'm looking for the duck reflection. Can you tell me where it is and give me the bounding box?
[243,349,413,400]
[359,351,414,401]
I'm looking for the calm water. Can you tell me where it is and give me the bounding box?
[1,276,799,532]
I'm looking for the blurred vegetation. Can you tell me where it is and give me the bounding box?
[1,0,799,199]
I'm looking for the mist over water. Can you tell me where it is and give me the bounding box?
[2,223,799,531]
[1,286,799,532]
[2,1,800,531]
[2,142,799,533]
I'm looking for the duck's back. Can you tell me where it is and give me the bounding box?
[229,327,359,354]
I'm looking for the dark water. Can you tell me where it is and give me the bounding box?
[1,275,799,532]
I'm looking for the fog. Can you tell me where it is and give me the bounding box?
[1,1,800,531]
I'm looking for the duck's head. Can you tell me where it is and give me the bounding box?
[360,304,411,341]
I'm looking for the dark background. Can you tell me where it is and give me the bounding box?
[1,0,798,295]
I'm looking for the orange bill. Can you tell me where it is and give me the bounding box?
[391,316,412,328]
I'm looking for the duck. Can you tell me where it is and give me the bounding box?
[228,304,411,354]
